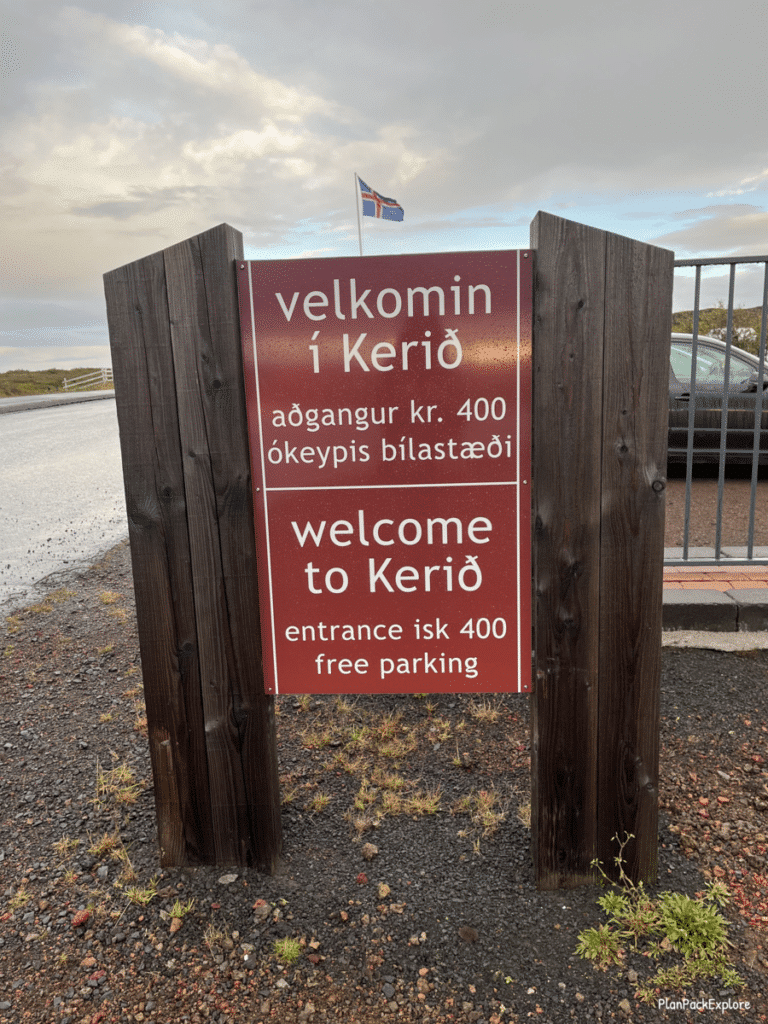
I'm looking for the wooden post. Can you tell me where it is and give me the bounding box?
[104,224,282,870]
[531,212,673,888]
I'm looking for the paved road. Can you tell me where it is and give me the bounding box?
[0,401,127,613]
[0,390,116,415]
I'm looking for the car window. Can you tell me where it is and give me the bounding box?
[698,345,755,384]
[670,343,693,381]
[670,342,755,386]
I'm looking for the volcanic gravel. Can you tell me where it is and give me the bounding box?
[1,540,768,1023]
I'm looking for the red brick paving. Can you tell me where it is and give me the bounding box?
[663,565,768,591]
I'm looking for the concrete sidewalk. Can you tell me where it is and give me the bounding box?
[0,390,115,414]
[663,556,768,634]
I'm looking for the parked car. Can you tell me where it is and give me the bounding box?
[668,333,768,464]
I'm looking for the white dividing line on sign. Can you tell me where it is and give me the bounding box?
[263,480,519,492]
[247,268,282,695]
[516,250,523,696]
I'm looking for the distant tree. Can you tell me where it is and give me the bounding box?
[671,306,763,356]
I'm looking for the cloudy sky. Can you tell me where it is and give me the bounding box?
[2,0,768,372]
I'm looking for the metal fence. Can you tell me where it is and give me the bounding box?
[668,255,768,566]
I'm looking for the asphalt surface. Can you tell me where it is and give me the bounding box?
[0,397,127,613]
[0,389,116,415]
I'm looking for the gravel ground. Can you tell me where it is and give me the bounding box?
[1,540,768,1023]
[665,465,768,549]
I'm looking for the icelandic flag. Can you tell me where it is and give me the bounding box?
[359,178,404,221]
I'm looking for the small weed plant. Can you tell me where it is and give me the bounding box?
[334,695,356,715]
[467,698,501,724]
[306,790,331,813]
[451,788,506,850]
[404,785,442,816]
[273,936,302,965]
[52,835,80,859]
[88,830,124,860]
[169,897,195,919]
[470,788,506,836]
[428,716,452,743]
[577,921,623,966]
[204,922,226,950]
[123,877,158,906]
[281,784,298,805]
[7,887,31,913]
[575,833,744,1002]
[95,759,143,809]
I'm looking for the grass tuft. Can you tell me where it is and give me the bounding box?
[53,835,80,859]
[305,790,331,813]
[273,936,302,965]
[169,897,195,919]
[24,588,75,616]
[204,923,226,950]
[95,760,144,809]
[88,830,124,861]
[123,877,158,906]
[467,698,502,724]
[7,887,31,913]
[403,785,442,817]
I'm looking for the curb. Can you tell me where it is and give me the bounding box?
[663,587,768,632]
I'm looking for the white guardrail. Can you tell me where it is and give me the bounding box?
[62,368,114,391]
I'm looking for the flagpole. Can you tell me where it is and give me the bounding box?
[354,172,363,257]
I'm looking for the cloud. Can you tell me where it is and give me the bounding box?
[652,206,768,257]
[0,343,111,374]
[2,1,768,369]
[61,6,344,124]
[0,7,443,310]
[672,264,767,314]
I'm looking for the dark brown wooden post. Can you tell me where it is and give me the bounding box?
[531,212,673,888]
[104,224,282,871]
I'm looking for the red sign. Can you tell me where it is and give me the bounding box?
[237,251,532,694]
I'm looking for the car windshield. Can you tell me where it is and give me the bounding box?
[670,342,755,389]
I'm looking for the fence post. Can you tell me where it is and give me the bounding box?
[104,223,282,870]
[531,212,673,888]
